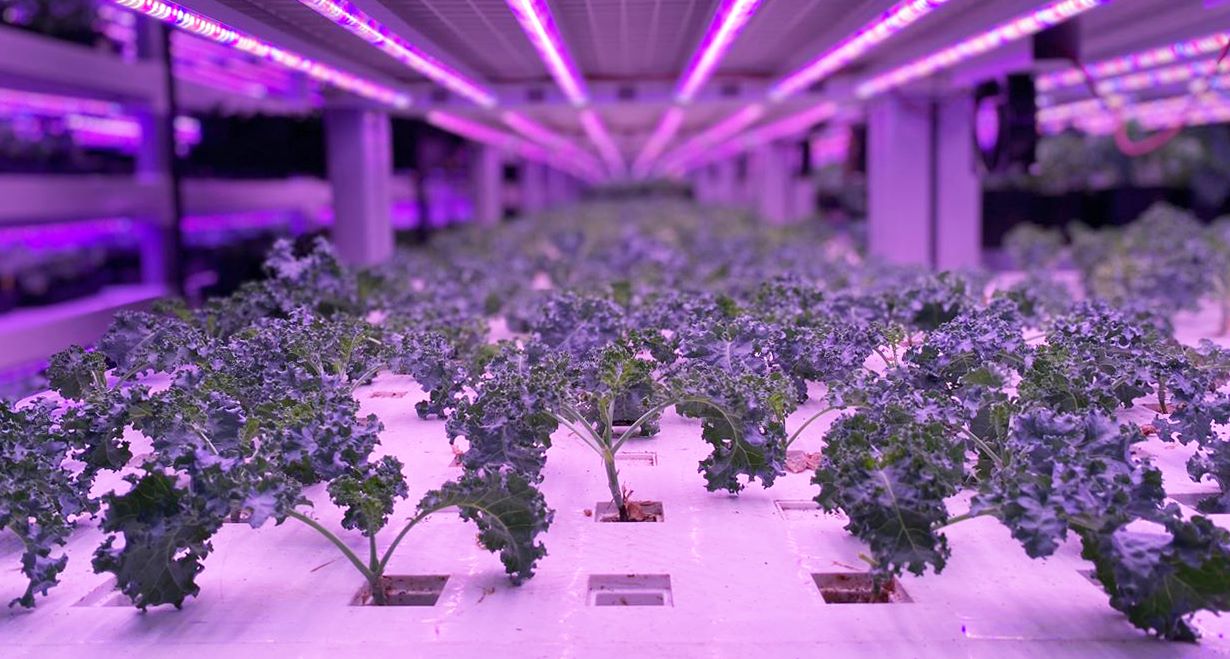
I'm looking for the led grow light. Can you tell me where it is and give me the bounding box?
[427,111,600,183]
[500,110,603,173]
[676,0,763,103]
[505,0,589,106]
[111,0,408,108]
[658,103,766,172]
[297,0,497,108]
[769,0,950,101]
[632,107,685,177]
[675,102,836,172]
[1037,31,1230,92]
[580,109,626,176]
[857,0,1108,99]
[1037,92,1230,135]
[0,89,123,118]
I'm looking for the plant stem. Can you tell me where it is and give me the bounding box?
[1156,376,1169,415]
[786,406,837,448]
[286,509,373,581]
[601,450,628,521]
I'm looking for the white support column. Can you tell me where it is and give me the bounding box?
[545,166,568,209]
[521,162,547,215]
[867,95,933,266]
[752,142,792,225]
[713,160,736,205]
[471,145,502,226]
[325,107,393,266]
[134,18,177,289]
[935,95,982,270]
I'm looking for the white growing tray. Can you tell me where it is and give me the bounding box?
[3,305,1230,657]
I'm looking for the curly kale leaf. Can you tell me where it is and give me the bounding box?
[447,345,566,479]
[813,409,965,577]
[387,330,469,419]
[1,402,94,608]
[92,471,225,610]
[417,470,552,584]
[974,408,1165,558]
[672,362,798,493]
[328,457,409,536]
[1080,515,1230,641]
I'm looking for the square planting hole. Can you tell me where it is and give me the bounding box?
[774,500,848,522]
[224,507,252,524]
[1170,492,1228,514]
[595,500,664,523]
[351,575,448,606]
[74,578,132,607]
[615,451,657,466]
[588,574,672,606]
[813,573,911,604]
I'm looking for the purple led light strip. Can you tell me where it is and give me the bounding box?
[676,0,763,103]
[657,103,766,173]
[580,109,626,176]
[1039,92,1230,135]
[505,0,589,106]
[857,0,1108,99]
[1037,31,1230,92]
[112,0,408,108]
[632,107,685,177]
[297,0,497,108]
[770,0,950,101]
[426,111,599,183]
[644,0,945,178]
[672,102,836,173]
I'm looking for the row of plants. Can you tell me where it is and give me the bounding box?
[3,201,1230,642]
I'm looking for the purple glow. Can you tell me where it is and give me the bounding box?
[658,103,766,172]
[505,0,589,106]
[173,32,312,102]
[0,217,135,252]
[810,129,851,168]
[770,0,950,101]
[1038,92,1230,135]
[0,86,201,154]
[0,89,122,117]
[500,110,602,175]
[1093,58,1222,95]
[580,109,626,177]
[632,107,685,178]
[676,0,763,103]
[111,0,409,108]
[675,102,835,172]
[427,110,598,183]
[297,0,496,108]
[1037,31,1230,92]
[857,0,1108,99]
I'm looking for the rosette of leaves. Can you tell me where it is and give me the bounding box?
[1080,204,1216,316]
[972,408,1230,641]
[446,342,568,480]
[386,330,470,419]
[1018,301,1176,414]
[525,290,626,357]
[1003,223,1066,272]
[1151,343,1230,513]
[0,347,152,608]
[669,360,798,494]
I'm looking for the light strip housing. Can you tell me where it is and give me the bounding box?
[632,107,685,177]
[427,111,599,183]
[676,0,763,103]
[580,109,626,176]
[111,0,409,108]
[658,103,766,172]
[857,0,1108,99]
[1039,92,1230,135]
[505,0,589,106]
[672,102,836,173]
[297,0,497,108]
[770,0,950,101]
[1037,31,1230,92]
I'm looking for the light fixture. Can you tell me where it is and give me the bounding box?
[297,0,497,108]
[580,108,626,176]
[111,0,409,108]
[632,107,685,177]
[769,0,950,101]
[1037,92,1230,135]
[673,102,836,172]
[857,0,1108,99]
[676,0,763,103]
[505,0,589,106]
[658,103,766,172]
[1037,31,1230,92]
[426,111,599,183]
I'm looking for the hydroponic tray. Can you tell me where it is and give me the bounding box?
[2,302,1230,658]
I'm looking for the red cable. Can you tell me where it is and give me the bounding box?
[1068,38,1230,157]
